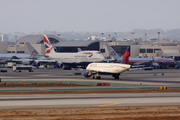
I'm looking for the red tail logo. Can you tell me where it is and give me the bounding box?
[43,36,51,46]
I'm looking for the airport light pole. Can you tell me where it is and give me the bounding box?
[145,33,147,45]
[157,32,160,57]
[95,35,97,40]
[109,34,111,41]
[114,32,117,46]
[101,33,104,53]
[131,32,135,42]
[15,35,17,43]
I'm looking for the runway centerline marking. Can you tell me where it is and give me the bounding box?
[98,103,120,107]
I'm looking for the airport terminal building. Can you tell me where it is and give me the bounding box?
[1,35,180,61]
[0,35,100,55]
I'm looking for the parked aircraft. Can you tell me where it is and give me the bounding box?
[107,45,175,68]
[84,47,131,79]
[26,42,59,68]
[0,49,40,65]
[43,35,105,68]
[0,43,52,67]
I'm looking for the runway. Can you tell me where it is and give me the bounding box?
[1,93,180,110]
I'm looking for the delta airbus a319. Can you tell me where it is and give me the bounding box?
[84,47,131,79]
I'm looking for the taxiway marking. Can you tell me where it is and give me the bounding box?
[98,103,120,107]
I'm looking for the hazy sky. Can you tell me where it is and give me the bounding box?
[0,0,180,33]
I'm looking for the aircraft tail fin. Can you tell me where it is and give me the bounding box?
[26,42,40,58]
[122,47,130,64]
[43,35,56,55]
[106,45,120,60]
[77,48,82,52]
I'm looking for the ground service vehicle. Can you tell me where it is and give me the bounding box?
[13,66,33,72]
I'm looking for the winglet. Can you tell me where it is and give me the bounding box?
[122,47,130,64]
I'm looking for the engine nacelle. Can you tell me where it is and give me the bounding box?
[21,60,30,65]
[32,62,40,67]
[84,72,92,78]
[56,63,63,68]
[152,63,159,66]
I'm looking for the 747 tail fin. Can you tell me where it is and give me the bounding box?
[43,35,56,55]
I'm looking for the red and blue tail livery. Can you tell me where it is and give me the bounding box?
[122,47,130,64]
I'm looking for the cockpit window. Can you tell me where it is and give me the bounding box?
[96,52,101,54]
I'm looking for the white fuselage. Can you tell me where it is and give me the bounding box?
[44,51,105,62]
[86,63,131,73]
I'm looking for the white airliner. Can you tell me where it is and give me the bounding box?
[43,35,105,68]
[84,47,131,79]
[84,63,131,79]
[26,42,59,68]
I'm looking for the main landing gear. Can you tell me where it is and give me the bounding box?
[112,74,120,79]
[96,76,101,79]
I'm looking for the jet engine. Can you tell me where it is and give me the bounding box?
[55,63,63,68]
[32,62,40,68]
[55,62,70,69]
[84,72,92,78]
[152,63,159,66]
[21,60,30,65]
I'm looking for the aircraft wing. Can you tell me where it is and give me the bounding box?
[34,59,81,64]
[128,66,154,71]
[33,60,82,68]
[10,58,34,65]
[34,59,57,63]
[60,60,81,64]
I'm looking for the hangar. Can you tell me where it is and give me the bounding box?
[3,35,101,54]
[54,40,100,52]
[16,35,61,44]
